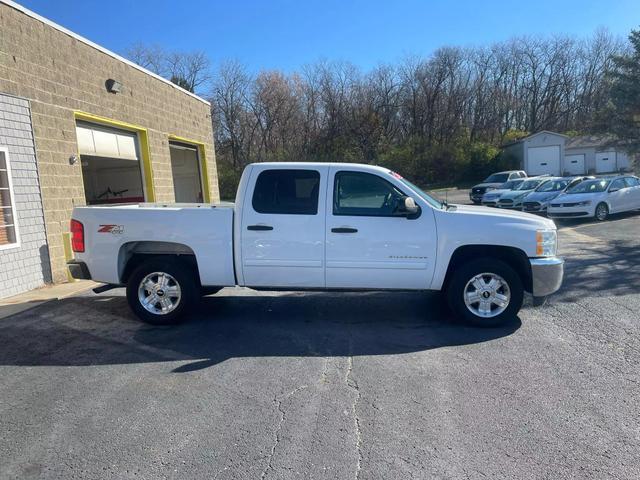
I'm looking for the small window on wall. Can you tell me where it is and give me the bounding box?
[0,149,19,248]
[76,122,145,205]
[169,142,204,203]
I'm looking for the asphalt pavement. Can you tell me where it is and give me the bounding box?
[0,194,638,479]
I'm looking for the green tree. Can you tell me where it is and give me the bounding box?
[601,29,640,153]
[170,75,193,93]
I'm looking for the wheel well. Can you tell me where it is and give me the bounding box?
[442,245,532,293]
[118,241,201,285]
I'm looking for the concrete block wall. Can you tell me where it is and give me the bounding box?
[0,93,51,298]
[0,1,219,283]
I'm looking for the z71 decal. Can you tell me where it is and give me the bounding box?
[98,224,124,235]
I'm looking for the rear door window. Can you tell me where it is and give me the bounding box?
[252,169,320,215]
[610,179,626,191]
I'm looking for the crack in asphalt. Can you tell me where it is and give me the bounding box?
[260,384,309,480]
[346,355,362,480]
[259,357,332,479]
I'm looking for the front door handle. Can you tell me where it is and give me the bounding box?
[247,225,273,231]
[331,227,358,233]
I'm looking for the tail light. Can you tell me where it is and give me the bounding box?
[70,219,85,252]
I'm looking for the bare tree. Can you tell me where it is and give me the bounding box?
[124,44,212,93]
[209,30,625,190]
[125,43,166,73]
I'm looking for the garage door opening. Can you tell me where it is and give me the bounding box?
[528,145,561,176]
[76,122,145,205]
[564,154,585,175]
[596,151,616,174]
[169,141,204,203]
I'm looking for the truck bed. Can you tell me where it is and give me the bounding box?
[71,203,236,287]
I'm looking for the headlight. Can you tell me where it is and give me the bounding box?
[576,201,591,207]
[536,229,557,257]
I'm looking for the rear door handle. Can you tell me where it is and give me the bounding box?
[331,227,358,233]
[247,225,273,231]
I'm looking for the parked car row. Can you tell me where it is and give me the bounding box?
[472,172,640,221]
[496,177,554,211]
[469,170,527,204]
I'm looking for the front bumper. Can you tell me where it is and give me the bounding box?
[497,203,522,210]
[547,203,595,219]
[67,260,92,280]
[547,208,591,218]
[470,193,484,203]
[522,202,547,214]
[529,257,564,297]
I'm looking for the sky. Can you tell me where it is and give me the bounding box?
[15,0,640,74]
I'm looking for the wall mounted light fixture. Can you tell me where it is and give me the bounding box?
[105,79,122,93]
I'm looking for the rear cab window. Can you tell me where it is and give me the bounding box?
[252,169,320,215]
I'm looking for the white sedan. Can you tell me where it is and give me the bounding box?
[547,175,640,221]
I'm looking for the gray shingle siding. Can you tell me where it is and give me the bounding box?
[0,93,51,299]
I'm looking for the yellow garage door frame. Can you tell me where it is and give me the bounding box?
[168,135,211,203]
[73,111,155,202]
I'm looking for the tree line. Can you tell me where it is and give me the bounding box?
[127,30,633,199]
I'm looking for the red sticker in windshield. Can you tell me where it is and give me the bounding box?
[390,171,403,179]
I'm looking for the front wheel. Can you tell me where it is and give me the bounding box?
[446,258,524,327]
[126,258,197,325]
[595,202,609,221]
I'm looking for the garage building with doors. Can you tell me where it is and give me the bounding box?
[564,135,633,175]
[502,131,634,177]
[0,0,219,297]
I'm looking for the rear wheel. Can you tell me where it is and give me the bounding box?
[446,258,523,327]
[126,258,197,325]
[595,202,609,221]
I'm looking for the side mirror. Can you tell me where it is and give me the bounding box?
[404,196,419,214]
[396,196,420,218]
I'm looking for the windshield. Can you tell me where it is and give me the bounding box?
[389,172,444,209]
[536,179,569,192]
[484,173,509,183]
[566,179,610,194]
[501,180,522,190]
[517,179,544,190]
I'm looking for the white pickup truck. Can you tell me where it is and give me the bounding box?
[68,163,564,327]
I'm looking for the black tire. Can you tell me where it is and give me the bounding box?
[126,257,198,325]
[595,202,609,221]
[446,258,524,328]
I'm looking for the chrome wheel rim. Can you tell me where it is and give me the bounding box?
[138,272,181,315]
[596,204,607,220]
[463,272,511,318]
